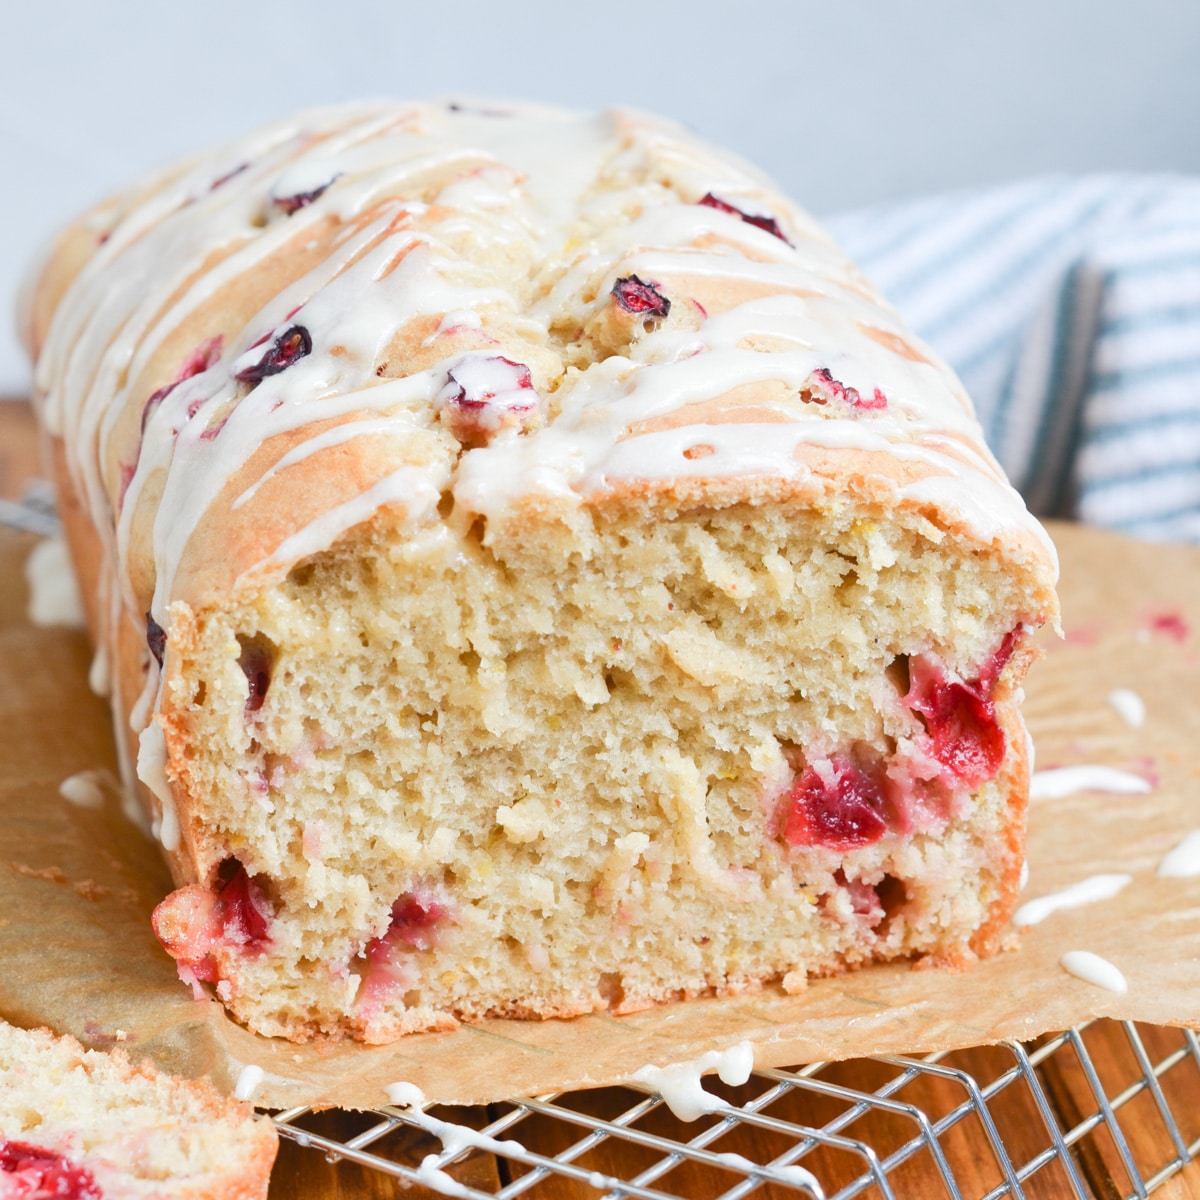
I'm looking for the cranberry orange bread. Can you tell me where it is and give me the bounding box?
[21,100,1059,1043]
[0,1022,276,1198]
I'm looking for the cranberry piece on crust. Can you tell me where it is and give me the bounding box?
[146,613,167,666]
[699,191,793,246]
[234,325,312,385]
[437,355,538,443]
[273,175,339,215]
[142,335,225,424]
[804,367,888,411]
[152,860,274,993]
[611,275,672,319]
[0,1140,101,1200]
[211,162,250,190]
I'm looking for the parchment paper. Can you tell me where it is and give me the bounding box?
[2,520,1198,1110]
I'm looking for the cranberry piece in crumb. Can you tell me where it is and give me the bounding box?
[146,612,166,666]
[234,325,312,385]
[699,191,793,245]
[975,628,1018,694]
[903,632,1017,787]
[387,893,446,951]
[438,355,538,442]
[237,637,275,714]
[611,275,672,319]
[273,175,339,215]
[218,861,273,949]
[833,869,885,925]
[358,893,447,1004]
[780,757,887,851]
[805,367,888,411]
[0,1140,102,1199]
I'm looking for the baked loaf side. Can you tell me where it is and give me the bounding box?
[0,1022,276,1199]
[24,100,1059,1042]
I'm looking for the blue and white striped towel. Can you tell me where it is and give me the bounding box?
[829,176,1200,543]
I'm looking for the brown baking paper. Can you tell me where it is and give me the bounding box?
[2,519,1199,1110]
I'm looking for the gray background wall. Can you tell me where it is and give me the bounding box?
[4,0,1198,393]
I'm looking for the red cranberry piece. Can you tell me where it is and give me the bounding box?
[176,335,224,382]
[141,334,225,431]
[386,893,446,951]
[152,886,221,986]
[234,325,312,385]
[1149,612,1189,643]
[236,635,275,714]
[903,634,1017,788]
[832,869,885,925]
[358,892,446,1004]
[805,367,888,411]
[699,191,793,246]
[146,612,166,666]
[217,860,273,950]
[975,628,1018,694]
[438,355,538,442]
[612,275,671,319]
[211,162,250,190]
[780,756,887,851]
[118,462,137,506]
[273,175,339,215]
[0,1140,101,1199]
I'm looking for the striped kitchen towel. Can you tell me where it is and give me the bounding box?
[829,176,1200,543]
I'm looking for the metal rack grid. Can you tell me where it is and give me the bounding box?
[271,1019,1200,1199]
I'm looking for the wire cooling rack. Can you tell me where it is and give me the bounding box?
[269,1019,1200,1199]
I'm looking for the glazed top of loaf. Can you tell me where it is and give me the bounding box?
[22,98,1057,623]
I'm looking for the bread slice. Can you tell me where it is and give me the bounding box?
[22,100,1059,1043]
[0,1022,276,1198]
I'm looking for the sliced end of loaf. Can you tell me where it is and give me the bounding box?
[148,490,1051,1041]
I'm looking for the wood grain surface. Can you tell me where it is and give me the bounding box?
[3,396,1197,1199]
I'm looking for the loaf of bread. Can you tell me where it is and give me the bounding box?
[22,99,1059,1043]
[0,1021,276,1198]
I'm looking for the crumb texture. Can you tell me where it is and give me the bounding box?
[0,1022,276,1199]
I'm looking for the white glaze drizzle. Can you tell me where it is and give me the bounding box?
[1029,766,1152,800]
[1060,950,1129,994]
[137,720,179,851]
[58,769,117,809]
[88,643,111,696]
[716,1153,823,1196]
[629,1040,755,1122]
[1013,873,1132,927]
[24,537,85,628]
[1157,830,1200,878]
[233,1063,265,1102]
[383,1080,527,1173]
[1106,688,1146,728]
[26,100,1057,847]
